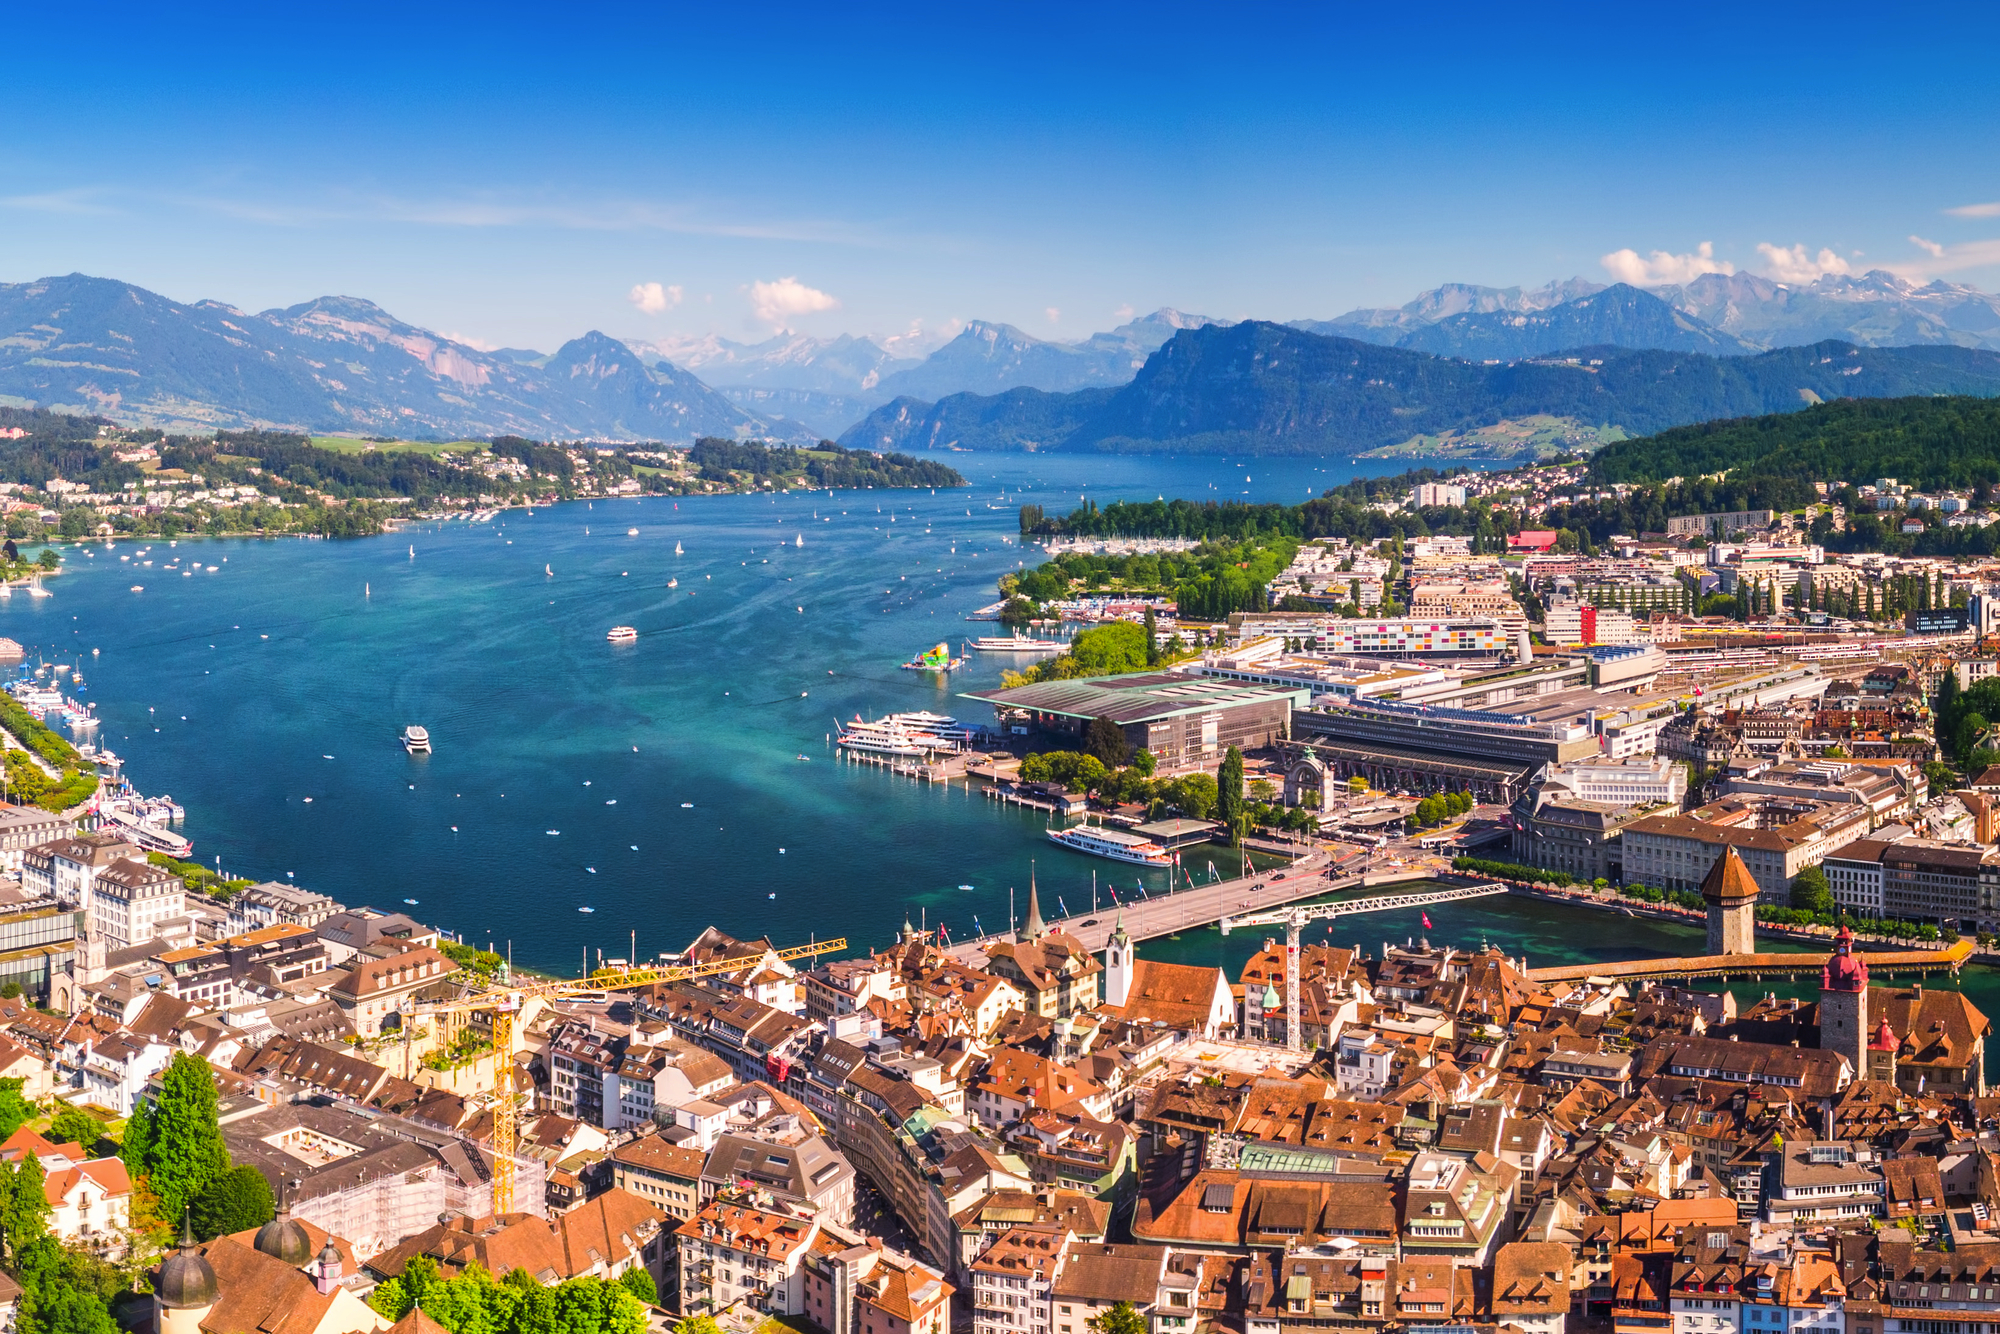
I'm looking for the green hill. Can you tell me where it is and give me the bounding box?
[1586,395,2000,489]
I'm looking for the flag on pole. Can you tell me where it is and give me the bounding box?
[1421,912,1433,929]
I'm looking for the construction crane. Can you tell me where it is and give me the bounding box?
[1219,883,1505,1051]
[417,936,846,1215]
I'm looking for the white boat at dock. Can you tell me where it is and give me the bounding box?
[98,804,192,857]
[968,636,1065,653]
[1045,824,1174,866]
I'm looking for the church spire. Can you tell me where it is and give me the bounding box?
[1019,862,1046,941]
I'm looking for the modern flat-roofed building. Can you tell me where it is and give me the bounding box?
[1293,697,1602,805]
[1226,614,1514,659]
[961,674,1306,769]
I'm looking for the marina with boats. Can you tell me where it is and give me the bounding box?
[0,657,191,854]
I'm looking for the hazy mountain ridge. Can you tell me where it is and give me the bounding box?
[632,330,918,395]
[871,309,1228,401]
[840,322,2000,456]
[1309,271,2000,355]
[0,273,781,442]
[1395,284,1757,358]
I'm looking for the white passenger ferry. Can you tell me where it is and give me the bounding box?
[401,725,432,754]
[1046,825,1174,866]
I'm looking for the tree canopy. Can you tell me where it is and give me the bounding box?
[122,1052,230,1224]
[369,1257,649,1334]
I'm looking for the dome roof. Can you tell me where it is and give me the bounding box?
[255,1210,313,1265]
[157,1236,219,1310]
[1870,1016,1899,1052]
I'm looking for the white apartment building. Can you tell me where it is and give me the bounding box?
[1823,842,1888,917]
[1546,604,1647,646]
[88,859,187,951]
[1415,483,1468,508]
[1409,581,1521,621]
[1546,755,1686,807]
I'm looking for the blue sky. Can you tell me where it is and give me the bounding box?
[4,3,1999,354]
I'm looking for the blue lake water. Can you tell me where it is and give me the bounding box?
[3,452,1413,974]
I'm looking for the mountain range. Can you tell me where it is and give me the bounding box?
[11,268,2000,453]
[630,309,1225,437]
[0,273,776,442]
[839,321,2000,457]
[1310,270,2000,357]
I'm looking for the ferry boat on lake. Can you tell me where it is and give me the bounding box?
[1046,824,1174,866]
[836,722,935,758]
[401,725,432,754]
[886,711,981,745]
[968,635,1065,653]
[607,626,639,644]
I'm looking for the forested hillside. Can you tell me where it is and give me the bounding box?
[843,323,2000,456]
[1587,396,2000,490]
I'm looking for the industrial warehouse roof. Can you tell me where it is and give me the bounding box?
[962,672,1308,723]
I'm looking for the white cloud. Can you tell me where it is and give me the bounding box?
[750,276,838,328]
[1946,201,2000,218]
[1756,243,1854,283]
[1114,303,1135,321]
[1885,234,2000,280]
[442,331,499,351]
[627,282,682,315]
[1045,307,1061,324]
[1599,241,1734,285]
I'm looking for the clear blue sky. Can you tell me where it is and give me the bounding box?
[4,2,1997,354]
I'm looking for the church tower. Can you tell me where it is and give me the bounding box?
[155,1220,218,1334]
[1103,914,1132,1007]
[1700,845,1760,955]
[1819,923,1870,1078]
[1867,1015,1899,1085]
[1017,867,1047,943]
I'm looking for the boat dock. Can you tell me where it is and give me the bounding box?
[838,748,971,783]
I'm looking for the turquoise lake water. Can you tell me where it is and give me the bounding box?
[2,453,1393,974]
[8,447,1994,1067]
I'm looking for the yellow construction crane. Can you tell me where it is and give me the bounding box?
[419,936,846,1215]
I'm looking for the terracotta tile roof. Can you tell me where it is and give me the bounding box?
[197,1235,339,1334]
[674,1198,816,1262]
[1106,961,1225,1031]
[44,1157,130,1205]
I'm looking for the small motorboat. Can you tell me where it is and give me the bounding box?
[403,898,419,905]
[627,528,638,536]
[578,906,595,913]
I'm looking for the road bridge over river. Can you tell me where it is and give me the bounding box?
[945,847,1443,962]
